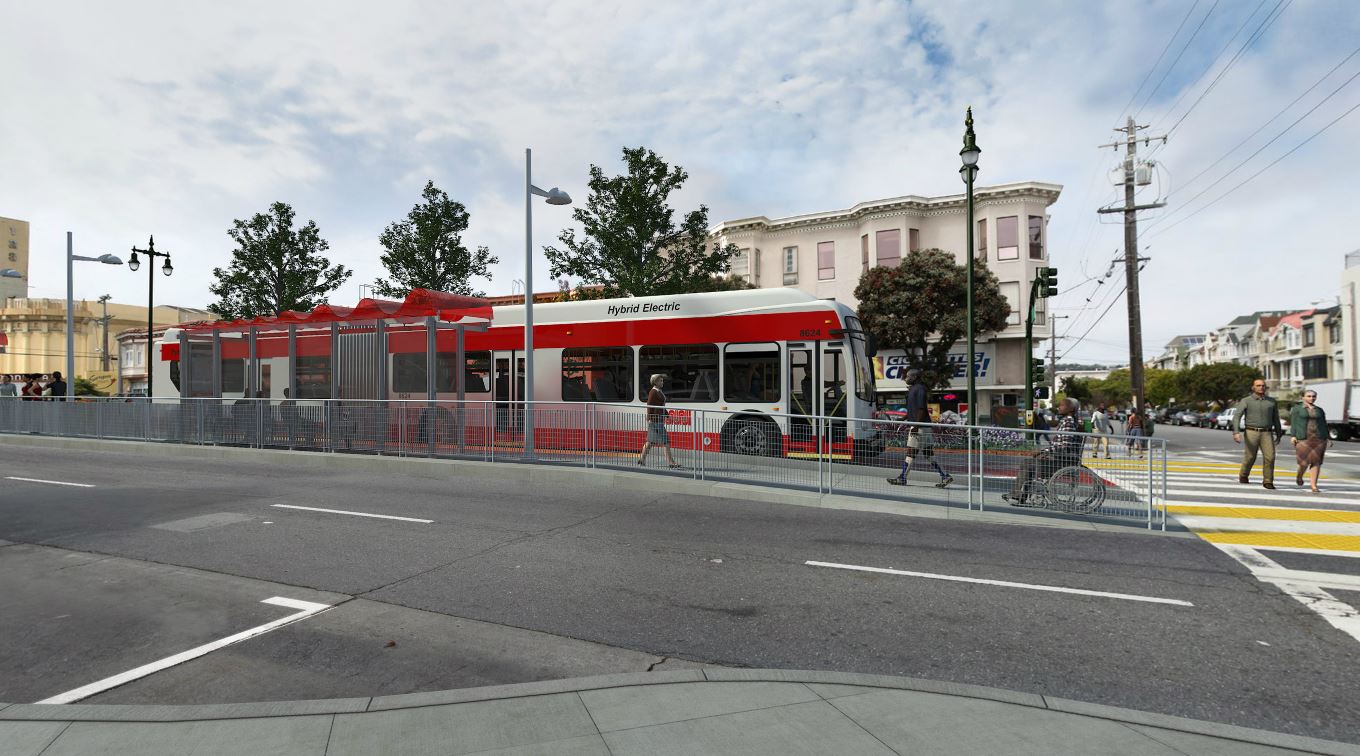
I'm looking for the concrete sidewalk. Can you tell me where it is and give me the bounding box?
[3,670,1354,756]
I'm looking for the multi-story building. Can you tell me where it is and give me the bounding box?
[710,181,1062,421]
[1,217,30,301]
[1148,335,1204,371]
[1256,307,1342,394]
[0,298,213,392]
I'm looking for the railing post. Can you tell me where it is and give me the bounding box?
[977,427,986,512]
[696,410,706,481]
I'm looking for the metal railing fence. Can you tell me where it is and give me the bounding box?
[0,398,1167,529]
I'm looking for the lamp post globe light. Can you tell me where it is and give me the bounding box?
[959,107,981,424]
[65,232,124,399]
[128,236,172,399]
[524,148,573,458]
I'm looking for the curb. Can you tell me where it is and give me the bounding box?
[0,434,1184,537]
[0,670,1353,754]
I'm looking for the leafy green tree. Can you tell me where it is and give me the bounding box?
[1090,369,1131,406]
[854,249,1011,389]
[373,180,496,298]
[544,146,738,298]
[209,202,351,320]
[1145,368,1183,407]
[1177,362,1261,407]
[1061,376,1093,404]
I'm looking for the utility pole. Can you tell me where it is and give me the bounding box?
[1098,118,1165,415]
[97,294,112,372]
[1048,315,1069,404]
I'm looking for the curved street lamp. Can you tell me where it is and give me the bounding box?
[66,233,124,398]
[523,148,573,458]
[959,107,981,424]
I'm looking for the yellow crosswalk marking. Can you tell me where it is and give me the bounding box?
[1168,505,1360,523]
[1198,531,1360,552]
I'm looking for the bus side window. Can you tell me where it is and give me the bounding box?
[789,348,814,415]
[724,343,780,402]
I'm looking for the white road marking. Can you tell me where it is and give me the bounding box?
[5,476,94,488]
[1211,544,1360,645]
[1248,544,1360,559]
[1170,517,1360,536]
[805,560,1194,607]
[269,504,433,524]
[1168,492,1360,507]
[37,596,331,705]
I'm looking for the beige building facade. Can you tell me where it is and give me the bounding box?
[1,217,30,301]
[711,182,1061,420]
[0,298,212,390]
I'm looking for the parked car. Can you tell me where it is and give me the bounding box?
[1174,410,1201,426]
[1216,407,1237,430]
[1199,410,1220,428]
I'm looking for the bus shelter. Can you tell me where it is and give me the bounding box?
[170,288,492,402]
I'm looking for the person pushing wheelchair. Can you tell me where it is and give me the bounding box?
[1003,397,1085,507]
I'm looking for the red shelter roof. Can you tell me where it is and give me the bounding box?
[181,289,493,334]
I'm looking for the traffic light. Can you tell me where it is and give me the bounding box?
[1031,358,1046,386]
[1036,267,1058,298]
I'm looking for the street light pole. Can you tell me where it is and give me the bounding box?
[959,108,982,422]
[65,232,123,399]
[128,237,173,399]
[523,148,573,458]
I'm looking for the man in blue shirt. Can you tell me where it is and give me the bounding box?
[886,369,954,489]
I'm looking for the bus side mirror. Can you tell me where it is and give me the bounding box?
[865,333,879,358]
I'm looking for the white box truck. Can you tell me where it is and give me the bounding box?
[1307,380,1360,441]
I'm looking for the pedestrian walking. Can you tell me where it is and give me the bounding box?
[0,375,17,398]
[1125,409,1145,458]
[638,374,680,468]
[1233,378,1282,490]
[1290,389,1332,493]
[1091,403,1113,459]
[886,369,953,488]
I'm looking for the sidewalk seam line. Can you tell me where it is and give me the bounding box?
[34,721,72,756]
[1118,721,1194,756]
[322,713,336,756]
[823,695,906,756]
[575,692,613,756]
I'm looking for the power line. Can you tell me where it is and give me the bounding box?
[1147,68,1360,231]
[1116,0,1202,122]
[1059,283,1129,361]
[1173,43,1360,195]
[1135,0,1222,118]
[1162,0,1286,135]
[1150,98,1360,237]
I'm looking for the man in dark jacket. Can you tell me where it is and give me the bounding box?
[886,369,954,488]
[1004,397,1084,506]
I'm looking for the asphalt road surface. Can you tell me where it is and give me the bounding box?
[2,440,1358,744]
[1151,421,1360,477]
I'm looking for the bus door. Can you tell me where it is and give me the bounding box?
[492,351,524,432]
[788,343,847,450]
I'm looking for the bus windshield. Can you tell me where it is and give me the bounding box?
[844,315,875,404]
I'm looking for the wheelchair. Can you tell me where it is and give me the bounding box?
[1017,454,1108,514]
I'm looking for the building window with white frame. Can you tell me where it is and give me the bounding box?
[730,248,750,280]
[975,219,987,260]
[1001,281,1021,326]
[860,234,869,274]
[782,246,798,285]
[817,241,835,280]
[908,228,920,254]
[1028,216,1044,259]
[997,216,1019,260]
[875,229,900,268]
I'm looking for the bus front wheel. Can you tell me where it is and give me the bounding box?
[721,416,781,457]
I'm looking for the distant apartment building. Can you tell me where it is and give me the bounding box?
[1,217,30,301]
[710,181,1062,420]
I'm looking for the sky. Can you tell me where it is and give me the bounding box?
[3,0,1358,365]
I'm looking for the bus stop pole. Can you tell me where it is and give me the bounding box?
[455,324,465,455]
[426,315,437,456]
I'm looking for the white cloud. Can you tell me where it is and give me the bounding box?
[2,0,1357,366]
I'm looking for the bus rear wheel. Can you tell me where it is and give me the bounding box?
[721,416,781,457]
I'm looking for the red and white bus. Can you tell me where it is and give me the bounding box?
[155,288,881,459]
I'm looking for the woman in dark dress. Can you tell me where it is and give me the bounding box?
[1289,390,1331,493]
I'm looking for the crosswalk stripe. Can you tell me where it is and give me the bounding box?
[1167,505,1360,523]
[1198,531,1360,552]
[1167,492,1360,507]
[1173,518,1360,536]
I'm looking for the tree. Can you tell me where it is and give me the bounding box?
[1144,368,1182,407]
[74,376,106,397]
[373,181,496,298]
[1177,362,1261,407]
[1061,376,1093,404]
[1090,369,1131,406]
[543,146,738,298]
[209,202,351,320]
[853,249,1011,389]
